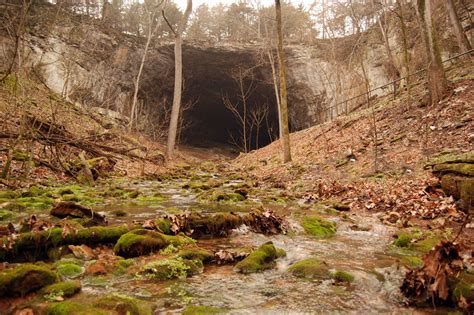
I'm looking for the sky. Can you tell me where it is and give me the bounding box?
[174,0,314,10]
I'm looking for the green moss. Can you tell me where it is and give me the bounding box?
[56,262,83,278]
[400,256,423,268]
[234,242,281,274]
[0,190,19,199]
[182,305,224,315]
[301,216,336,238]
[412,236,441,253]
[0,209,13,220]
[452,272,474,303]
[114,229,194,258]
[113,258,135,275]
[95,294,153,315]
[15,195,54,209]
[0,264,58,297]
[127,190,140,199]
[276,248,287,258]
[0,226,130,261]
[331,270,355,283]
[142,257,199,280]
[154,218,172,234]
[287,258,331,279]
[46,301,111,315]
[199,189,246,202]
[42,280,81,297]
[135,194,166,202]
[176,247,214,264]
[393,232,413,248]
[21,186,46,197]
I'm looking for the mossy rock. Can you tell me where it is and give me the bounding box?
[176,247,214,264]
[393,232,413,248]
[400,256,423,268]
[301,216,337,238]
[0,226,130,262]
[0,264,58,297]
[452,272,474,304]
[113,258,135,275]
[182,305,224,315]
[141,257,202,280]
[186,212,242,237]
[56,262,83,278]
[0,190,19,200]
[331,270,355,283]
[114,229,193,258]
[199,189,246,202]
[234,242,282,274]
[0,209,13,221]
[95,293,153,315]
[287,258,331,279]
[154,218,172,234]
[46,301,112,315]
[42,280,81,297]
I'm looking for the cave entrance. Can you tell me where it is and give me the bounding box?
[179,46,280,153]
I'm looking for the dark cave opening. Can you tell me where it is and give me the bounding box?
[178,46,280,151]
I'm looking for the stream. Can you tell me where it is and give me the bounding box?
[60,177,431,314]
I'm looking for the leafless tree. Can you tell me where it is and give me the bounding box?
[275,0,291,163]
[129,0,166,131]
[165,0,192,160]
[415,0,450,105]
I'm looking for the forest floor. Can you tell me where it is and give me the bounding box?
[0,59,473,313]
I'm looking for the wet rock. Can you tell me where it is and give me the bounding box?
[242,209,288,235]
[176,247,214,264]
[41,280,81,298]
[86,261,107,275]
[56,262,83,278]
[50,201,107,226]
[114,229,194,258]
[0,226,130,262]
[234,241,284,274]
[300,216,336,238]
[165,212,242,238]
[214,248,251,265]
[68,244,96,260]
[182,305,224,315]
[45,301,107,314]
[427,151,474,211]
[0,264,58,297]
[331,270,355,283]
[141,257,203,280]
[287,258,331,279]
[95,293,153,315]
[350,224,372,231]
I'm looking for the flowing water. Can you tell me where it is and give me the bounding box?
[57,178,433,314]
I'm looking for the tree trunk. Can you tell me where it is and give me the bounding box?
[396,0,411,103]
[415,0,450,105]
[445,0,472,53]
[275,0,291,163]
[267,50,282,139]
[166,0,193,160]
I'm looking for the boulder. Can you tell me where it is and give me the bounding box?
[234,241,285,274]
[0,264,58,297]
[427,151,474,211]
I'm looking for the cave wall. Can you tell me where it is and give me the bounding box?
[0,15,426,147]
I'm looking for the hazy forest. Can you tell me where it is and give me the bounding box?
[0,0,473,313]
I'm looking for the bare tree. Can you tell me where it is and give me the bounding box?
[444,0,472,53]
[129,0,165,131]
[250,103,269,149]
[415,0,450,105]
[275,0,291,163]
[165,0,192,160]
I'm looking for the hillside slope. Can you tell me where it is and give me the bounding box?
[232,58,473,232]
